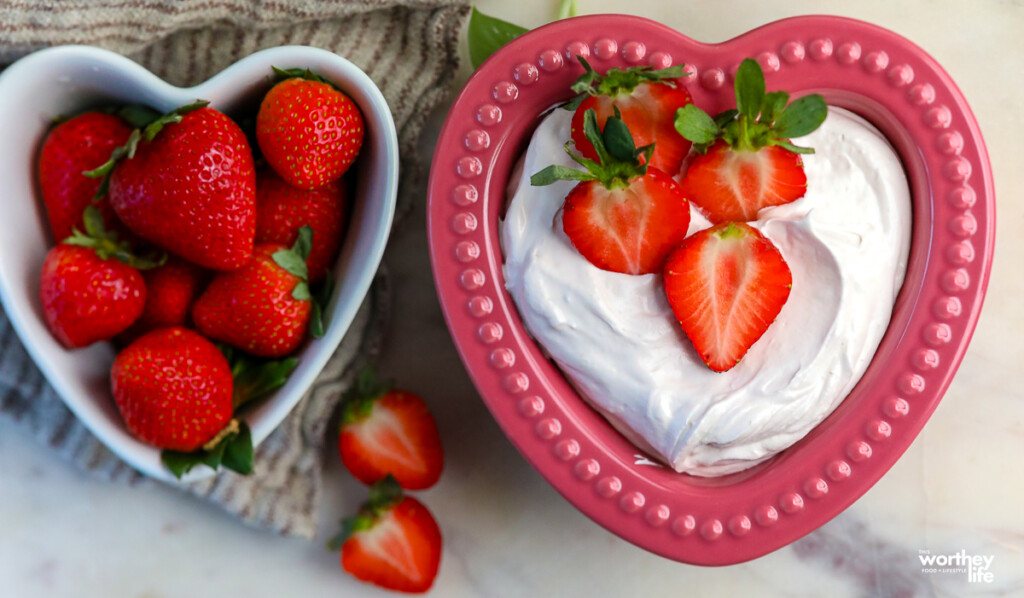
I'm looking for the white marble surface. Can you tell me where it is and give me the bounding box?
[2,1,1022,596]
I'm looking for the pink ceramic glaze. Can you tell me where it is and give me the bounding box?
[427,15,994,565]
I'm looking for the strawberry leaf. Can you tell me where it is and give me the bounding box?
[63,206,166,269]
[309,272,335,339]
[531,109,650,189]
[221,422,254,475]
[367,475,404,510]
[117,104,161,129]
[772,94,828,139]
[602,108,638,162]
[231,354,299,409]
[160,420,253,478]
[530,165,596,186]
[468,7,528,69]
[271,66,328,84]
[557,0,578,18]
[760,91,790,125]
[291,281,311,301]
[735,58,766,121]
[292,226,313,261]
[341,366,393,424]
[674,104,720,145]
[272,250,308,280]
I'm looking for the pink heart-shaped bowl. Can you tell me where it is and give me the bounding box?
[427,15,993,564]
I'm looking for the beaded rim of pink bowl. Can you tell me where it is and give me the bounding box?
[427,14,994,565]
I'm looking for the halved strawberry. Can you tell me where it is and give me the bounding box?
[679,140,808,222]
[568,57,693,174]
[329,476,442,594]
[532,107,689,275]
[674,58,827,223]
[339,368,443,491]
[663,222,792,372]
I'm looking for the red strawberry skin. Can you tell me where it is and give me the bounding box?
[571,82,693,175]
[192,244,311,357]
[339,390,443,490]
[39,245,146,348]
[256,78,364,190]
[256,169,346,283]
[680,140,808,223]
[664,222,792,372]
[111,327,233,451]
[562,167,690,275]
[109,107,256,270]
[342,496,442,593]
[38,112,133,242]
[121,256,208,341]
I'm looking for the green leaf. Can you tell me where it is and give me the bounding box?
[232,356,299,408]
[291,281,311,301]
[81,205,107,239]
[161,450,199,479]
[310,301,325,339]
[581,108,612,166]
[272,249,308,280]
[292,226,313,261]
[117,104,161,129]
[674,104,720,144]
[367,475,404,510]
[160,420,254,479]
[557,0,578,19]
[773,139,816,155]
[221,421,253,475]
[772,94,828,139]
[468,7,528,69]
[309,272,334,339]
[714,109,740,128]
[530,164,595,186]
[735,58,766,120]
[602,110,637,162]
[271,66,327,84]
[760,91,790,125]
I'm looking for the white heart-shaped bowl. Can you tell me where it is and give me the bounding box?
[0,45,398,483]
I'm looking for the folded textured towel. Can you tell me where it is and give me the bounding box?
[0,0,469,539]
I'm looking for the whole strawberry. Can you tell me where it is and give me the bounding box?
[674,58,827,222]
[339,368,443,490]
[256,168,346,284]
[256,69,364,190]
[38,112,132,242]
[329,476,442,594]
[39,207,159,348]
[121,255,209,342]
[192,227,313,357]
[532,108,690,275]
[568,57,693,175]
[111,327,233,451]
[107,103,256,270]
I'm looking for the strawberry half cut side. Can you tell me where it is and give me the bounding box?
[531,107,690,275]
[663,222,792,372]
[328,476,442,594]
[339,367,444,491]
[674,57,827,223]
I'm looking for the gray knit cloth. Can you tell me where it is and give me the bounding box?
[0,0,469,538]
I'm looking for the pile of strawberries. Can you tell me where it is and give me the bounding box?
[533,57,827,371]
[330,368,445,593]
[36,67,364,475]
